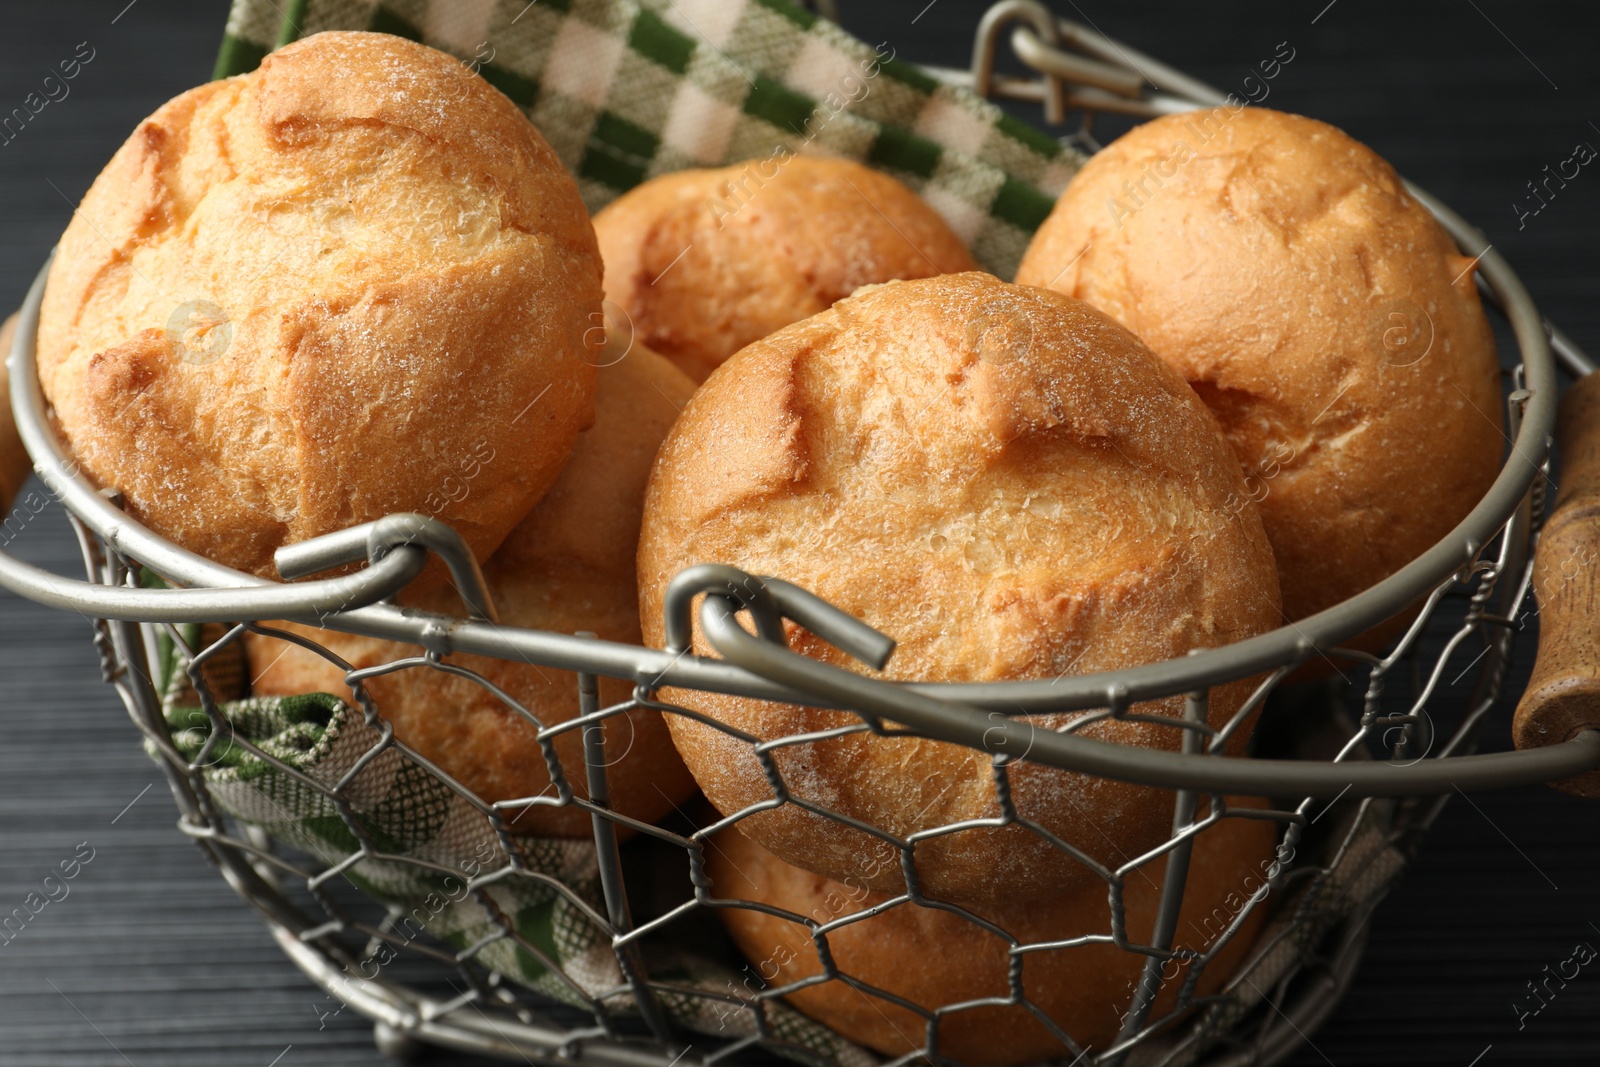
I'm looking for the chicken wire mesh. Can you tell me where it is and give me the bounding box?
[45,364,1542,1066]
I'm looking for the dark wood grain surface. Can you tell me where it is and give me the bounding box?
[1,2,1597,1064]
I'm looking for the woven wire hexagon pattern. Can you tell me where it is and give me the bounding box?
[55,374,1543,1067]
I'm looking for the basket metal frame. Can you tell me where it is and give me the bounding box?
[3,10,1597,1067]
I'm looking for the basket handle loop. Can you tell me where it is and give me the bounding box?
[275,512,498,623]
[971,0,1068,123]
[661,563,894,669]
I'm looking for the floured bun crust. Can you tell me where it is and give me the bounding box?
[246,344,698,836]
[638,272,1281,906]
[37,31,602,578]
[709,799,1277,1066]
[1017,107,1502,630]
[1,314,32,513]
[593,156,976,383]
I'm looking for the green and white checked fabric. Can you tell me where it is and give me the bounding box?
[153,630,876,1067]
[215,0,1087,279]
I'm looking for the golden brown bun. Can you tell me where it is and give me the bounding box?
[638,273,1281,905]
[709,798,1278,1066]
[494,336,691,577]
[1016,107,1503,632]
[0,314,32,513]
[593,157,977,382]
[248,345,699,836]
[37,31,602,579]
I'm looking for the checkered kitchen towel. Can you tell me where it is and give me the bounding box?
[214,0,1086,279]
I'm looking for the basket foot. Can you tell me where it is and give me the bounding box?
[373,1021,425,1061]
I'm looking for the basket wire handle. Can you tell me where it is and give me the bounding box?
[275,513,499,623]
[0,526,428,623]
[970,1,1069,124]
[695,567,1600,799]
[660,563,895,668]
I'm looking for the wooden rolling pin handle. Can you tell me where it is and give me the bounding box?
[1514,371,1600,797]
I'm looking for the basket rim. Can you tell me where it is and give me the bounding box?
[0,188,1557,712]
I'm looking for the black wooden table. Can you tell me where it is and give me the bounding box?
[1,2,1596,1064]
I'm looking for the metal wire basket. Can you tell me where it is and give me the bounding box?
[5,9,1600,1067]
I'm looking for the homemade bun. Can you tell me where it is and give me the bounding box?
[638,273,1281,905]
[593,157,976,382]
[37,31,602,578]
[709,799,1278,1066]
[248,344,698,835]
[1017,107,1503,628]
[1,314,31,513]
